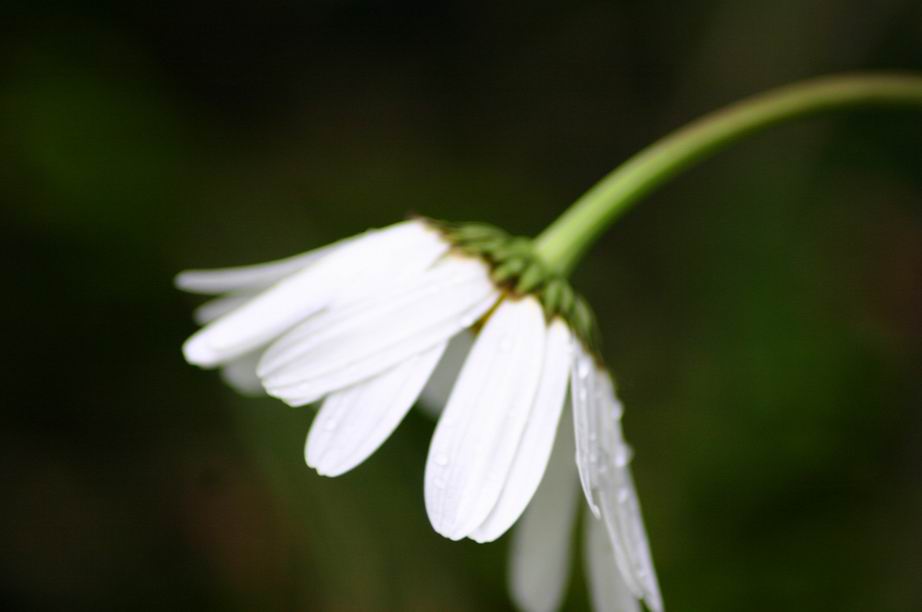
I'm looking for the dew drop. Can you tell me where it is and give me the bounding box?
[617,486,630,504]
[576,359,591,380]
[614,444,633,467]
[578,388,588,402]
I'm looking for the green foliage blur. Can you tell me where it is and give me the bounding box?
[2,2,920,610]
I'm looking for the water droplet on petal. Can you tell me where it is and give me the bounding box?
[578,388,588,402]
[576,359,591,379]
[617,486,630,504]
[614,444,633,467]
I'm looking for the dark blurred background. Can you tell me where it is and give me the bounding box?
[2,1,921,610]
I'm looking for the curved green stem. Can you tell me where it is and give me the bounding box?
[534,73,922,275]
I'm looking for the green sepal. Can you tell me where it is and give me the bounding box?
[492,256,527,284]
[423,216,602,352]
[516,261,546,294]
[541,278,564,317]
[452,223,505,242]
[558,283,575,318]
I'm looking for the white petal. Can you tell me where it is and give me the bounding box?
[425,297,547,541]
[193,293,255,325]
[327,225,450,307]
[571,342,603,517]
[508,413,579,612]
[572,343,663,612]
[470,319,572,542]
[219,351,265,396]
[175,234,358,295]
[261,256,498,406]
[598,457,663,612]
[584,510,640,612]
[306,341,446,477]
[182,220,446,368]
[596,375,662,612]
[256,254,483,378]
[418,330,475,418]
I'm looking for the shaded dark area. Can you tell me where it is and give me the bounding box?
[2,1,921,610]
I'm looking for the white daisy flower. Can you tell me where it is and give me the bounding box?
[178,217,662,611]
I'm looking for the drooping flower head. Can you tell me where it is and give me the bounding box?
[178,218,661,611]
